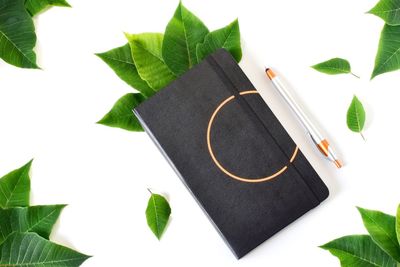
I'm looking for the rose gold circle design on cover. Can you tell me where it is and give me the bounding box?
[206,90,299,183]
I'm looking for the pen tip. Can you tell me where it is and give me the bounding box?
[334,159,343,169]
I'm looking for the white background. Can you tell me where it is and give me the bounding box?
[0,0,399,266]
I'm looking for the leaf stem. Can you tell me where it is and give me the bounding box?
[147,188,153,195]
[360,132,366,141]
[350,72,360,79]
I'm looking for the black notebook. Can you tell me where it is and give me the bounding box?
[134,49,329,259]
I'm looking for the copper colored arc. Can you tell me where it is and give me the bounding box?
[206,90,298,183]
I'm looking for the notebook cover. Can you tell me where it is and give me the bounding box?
[134,49,329,259]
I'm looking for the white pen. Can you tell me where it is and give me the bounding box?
[265,68,342,168]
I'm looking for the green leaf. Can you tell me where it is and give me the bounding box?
[97,93,145,132]
[368,0,400,26]
[126,33,176,90]
[162,1,209,76]
[0,0,38,69]
[0,232,90,266]
[24,0,71,17]
[196,19,242,63]
[311,58,359,78]
[372,24,400,79]
[0,160,32,209]
[397,205,400,247]
[0,205,65,244]
[145,190,171,240]
[320,235,397,267]
[96,44,155,98]
[347,95,366,140]
[358,207,400,262]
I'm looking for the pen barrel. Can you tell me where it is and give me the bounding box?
[270,77,324,143]
[267,71,342,168]
[308,133,338,162]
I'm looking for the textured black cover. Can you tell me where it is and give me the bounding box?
[134,49,329,259]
